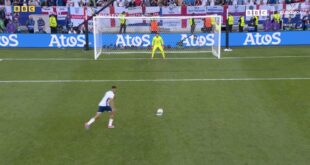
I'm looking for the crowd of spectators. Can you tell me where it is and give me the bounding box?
[0,0,309,33]
[0,0,307,7]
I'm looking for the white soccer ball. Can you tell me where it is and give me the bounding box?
[156,108,164,116]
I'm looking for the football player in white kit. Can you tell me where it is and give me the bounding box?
[85,86,117,129]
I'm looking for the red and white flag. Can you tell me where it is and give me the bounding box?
[69,7,85,26]
[41,6,68,21]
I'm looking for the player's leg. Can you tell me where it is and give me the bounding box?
[108,112,115,128]
[123,24,126,34]
[191,25,195,34]
[190,25,194,34]
[119,24,123,34]
[159,46,166,59]
[151,46,158,59]
[107,107,115,128]
[85,107,104,129]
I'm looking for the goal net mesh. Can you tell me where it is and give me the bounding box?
[93,15,221,60]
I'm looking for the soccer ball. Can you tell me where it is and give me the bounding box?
[156,108,164,116]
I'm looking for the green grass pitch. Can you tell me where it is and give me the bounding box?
[0,47,309,165]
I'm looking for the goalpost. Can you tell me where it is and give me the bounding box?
[93,15,222,60]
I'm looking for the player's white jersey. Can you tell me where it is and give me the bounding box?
[98,90,115,106]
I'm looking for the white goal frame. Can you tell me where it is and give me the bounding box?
[93,15,222,60]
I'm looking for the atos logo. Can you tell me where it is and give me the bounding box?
[180,34,214,46]
[0,34,19,47]
[243,32,281,46]
[49,35,86,47]
[116,34,151,47]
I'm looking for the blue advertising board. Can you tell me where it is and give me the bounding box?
[0,31,309,48]
[0,34,87,48]
[226,31,310,46]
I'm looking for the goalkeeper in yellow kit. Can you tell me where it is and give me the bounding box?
[151,32,166,59]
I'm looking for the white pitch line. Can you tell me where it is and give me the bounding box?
[0,59,3,62]
[1,58,91,61]
[1,55,310,61]
[223,55,310,60]
[0,78,310,83]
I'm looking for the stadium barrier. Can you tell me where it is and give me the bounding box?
[0,31,309,48]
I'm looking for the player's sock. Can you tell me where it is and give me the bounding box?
[108,118,114,126]
[152,49,156,58]
[87,118,95,125]
[161,51,166,59]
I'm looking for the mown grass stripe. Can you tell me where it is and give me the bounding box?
[1,55,309,61]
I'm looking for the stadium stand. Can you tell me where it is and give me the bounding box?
[0,0,309,33]
[0,0,307,6]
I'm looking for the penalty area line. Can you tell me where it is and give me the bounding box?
[0,77,310,83]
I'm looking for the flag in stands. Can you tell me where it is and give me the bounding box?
[41,6,68,21]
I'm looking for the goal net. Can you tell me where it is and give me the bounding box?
[93,15,221,60]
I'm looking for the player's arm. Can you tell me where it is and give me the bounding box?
[160,37,164,48]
